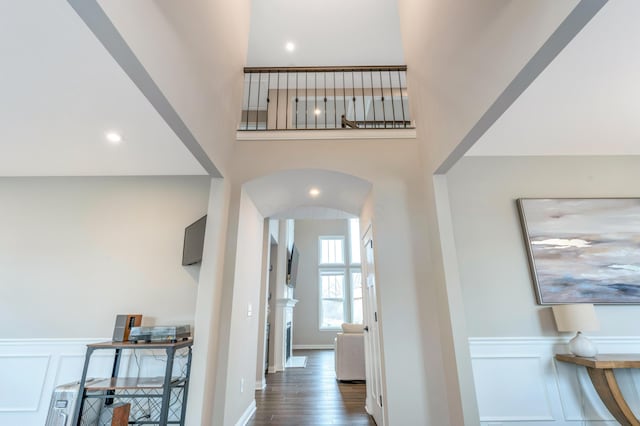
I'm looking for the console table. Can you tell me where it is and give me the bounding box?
[556,354,640,426]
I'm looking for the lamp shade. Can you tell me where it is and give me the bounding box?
[552,304,600,332]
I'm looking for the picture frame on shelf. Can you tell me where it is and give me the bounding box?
[517,198,640,304]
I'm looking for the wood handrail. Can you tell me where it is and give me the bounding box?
[244,65,407,73]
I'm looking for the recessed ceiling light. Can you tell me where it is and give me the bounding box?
[314,108,322,116]
[309,188,320,197]
[285,42,295,52]
[105,132,122,144]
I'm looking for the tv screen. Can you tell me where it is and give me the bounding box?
[182,215,207,266]
[287,244,300,288]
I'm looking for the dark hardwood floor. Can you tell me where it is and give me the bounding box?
[247,349,376,426]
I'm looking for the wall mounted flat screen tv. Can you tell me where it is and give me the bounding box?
[287,244,300,288]
[182,215,207,266]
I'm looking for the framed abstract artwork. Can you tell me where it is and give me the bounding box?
[517,198,640,304]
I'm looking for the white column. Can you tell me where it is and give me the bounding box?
[271,219,299,371]
[271,220,288,371]
[276,297,299,367]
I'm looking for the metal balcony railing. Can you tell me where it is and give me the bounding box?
[239,66,412,131]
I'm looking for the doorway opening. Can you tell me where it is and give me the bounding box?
[241,169,384,425]
[252,216,375,426]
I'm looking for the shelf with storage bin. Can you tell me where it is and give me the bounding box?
[72,339,193,426]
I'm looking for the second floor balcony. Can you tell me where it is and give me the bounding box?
[239,65,413,133]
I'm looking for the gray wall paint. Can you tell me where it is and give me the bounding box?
[447,156,640,337]
[0,176,210,338]
[292,219,350,346]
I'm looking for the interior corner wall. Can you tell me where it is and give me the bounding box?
[395,4,581,424]
[0,176,210,338]
[186,177,231,426]
[217,188,264,426]
[292,219,350,347]
[427,174,478,426]
[447,155,640,337]
[397,0,577,170]
[366,180,434,426]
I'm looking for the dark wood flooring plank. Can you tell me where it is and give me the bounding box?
[247,350,375,425]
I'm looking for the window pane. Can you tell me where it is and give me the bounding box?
[349,218,361,264]
[321,273,344,298]
[352,298,363,324]
[321,300,344,328]
[320,237,344,264]
[351,270,363,324]
[335,240,343,264]
[351,271,362,299]
[320,270,345,328]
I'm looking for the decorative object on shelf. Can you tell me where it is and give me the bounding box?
[112,314,142,342]
[129,325,191,343]
[552,303,600,357]
[517,198,640,304]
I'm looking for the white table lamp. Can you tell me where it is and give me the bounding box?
[552,304,600,357]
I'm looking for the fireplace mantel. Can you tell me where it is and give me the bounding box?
[276,298,299,308]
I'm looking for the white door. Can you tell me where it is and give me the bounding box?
[362,225,384,425]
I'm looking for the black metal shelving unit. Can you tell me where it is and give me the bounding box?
[72,339,193,426]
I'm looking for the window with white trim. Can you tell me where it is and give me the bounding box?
[319,270,346,329]
[319,236,345,265]
[318,219,363,329]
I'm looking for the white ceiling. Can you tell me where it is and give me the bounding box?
[246,0,405,67]
[6,0,628,179]
[468,0,640,157]
[0,1,206,176]
[243,169,372,219]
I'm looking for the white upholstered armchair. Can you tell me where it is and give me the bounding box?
[334,323,366,381]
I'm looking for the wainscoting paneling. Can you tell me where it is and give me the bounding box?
[472,355,553,422]
[0,338,188,426]
[470,337,640,426]
[0,338,113,426]
[0,354,50,412]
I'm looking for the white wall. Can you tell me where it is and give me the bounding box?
[186,177,231,425]
[447,156,640,424]
[228,139,436,426]
[0,176,210,426]
[395,3,585,424]
[447,156,640,338]
[292,219,350,348]
[211,188,265,426]
[0,176,210,338]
